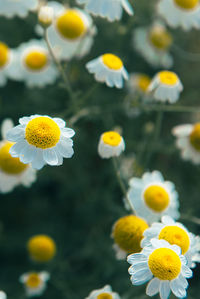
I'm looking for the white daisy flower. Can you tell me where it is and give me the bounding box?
[148,70,183,103]
[142,216,200,268]
[0,41,14,87]
[0,119,36,194]
[172,123,200,164]
[20,271,50,297]
[133,23,173,68]
[76,0,134,22]
[7,39,58,88]
[86,285,120,299]
[0,0,38,18]
[6,115,75,170]
[127,171,180,224]
[127,239,193,299]
[98,131,125,159]
[86,54,128,88]
[127,73,151,96]
[157,0,200,31]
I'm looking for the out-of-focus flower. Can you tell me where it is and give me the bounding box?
[27,235,56,262]
[127,73,151,96]
[98,131,125,158]
[0,291,6,299]
[6,114,75,170]
[0,41,14,87]
[20,271,50,297]
[133,23,173,68]
[128,171,180,224]
[7,39,58,88]
[142,216,200,268]
[157,0,200,31]
[172,123,200,164]
[0,0,38,18]
[111,215,149,260]
[0,119,36,194]
[148,71,183,103]
[127,239,193,299]
[86,285,120,299]
[38,5,54,28]
[86,54,128,88]
[76,0,134,22]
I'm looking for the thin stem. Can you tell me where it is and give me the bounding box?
[137,103,200,113]
[180,214,200,225]
[172,44,200,62]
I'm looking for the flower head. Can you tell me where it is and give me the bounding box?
[20,271,50,297]
[27,235,56,262]
[86,285,120,299]
[98,131,125,159]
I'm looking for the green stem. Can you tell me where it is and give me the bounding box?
[138,103,200,113]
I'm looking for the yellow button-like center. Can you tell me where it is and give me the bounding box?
[56,10,86,40]
[148,248,181,280]
[190,123,200,151]
[158,71,179,86]
[102,54,123,70]
[26,273,41,288]
[24,51,48,71]
[149,28,172,51]
[0,142,28,175]
[102,131,122,147]
[144,185,170,212]
[28,235,56,262]
[0,42,9,68]
[174,0,198,10]
[113,215,148,254]
[25,117,60,149]
[159,226,190,255]
[97,293,113,299]
[138,75,151,92]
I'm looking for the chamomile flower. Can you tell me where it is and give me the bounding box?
[20,271,50,297]
[98,131,125,159]
[172,122,200,164]
[142,216,200,268]
[158,0,200,31]
[148,71,183,103]
[0,292,6,299]
[27,235,56,262]
[6,115,75,170]
[127,171,180,224]
[0,0,38,18]
[76,0,134,22]
[86,285,120,299]
[111,215,149,260]
[0,119,36,194]
[0,41,14,87]
[127,73,151,96]
[86,54,128,88]
[127,239,193,299]
[7,39,58,88]
[133,23,173,68]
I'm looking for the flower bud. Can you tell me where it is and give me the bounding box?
[38,6,54,28]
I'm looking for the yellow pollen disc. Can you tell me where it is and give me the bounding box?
[113,215,149,254]
[149,28,172,51]
[27,235,56,262]
[158,71,179,86]
[189,123,200,151]
[97,293,113,299]
[56,10,86,40]
[144,185,170,212]
[159,226,190,255]
[26,273,41,288]
[102,54,123,70]
[138,75,151,92]
[24,51,48,71]
[174,0,198,10]
[0,142,28,175]
[25,117,60,149]
[102,131,122,147]
[0,42,9,68]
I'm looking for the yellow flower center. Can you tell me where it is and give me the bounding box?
[97,293,113,299]
[189,123,200,151]
[159,226,190,255]
[138,75,151,92]
[174,0,198,10]
[158,71,179,86]
[144,185,170,212]
[56,10,86,40]
[0,142,28,175]
[148,248,181,280]
[26,273,41,289]
[27,235,56,262]
[0,42,9,68]
[25,117,61,149]
[102,131,122,147]
[149,28,172,51]
[113,215,149,254]
[24,51,48,71]
[102,54,123,70]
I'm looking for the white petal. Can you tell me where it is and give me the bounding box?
[61,128,75,138]
[181,265,193,278]
[131,268,153,285]
[146,278,160,296]
[53,117,66,128]
[170,278,187,298]
[1,118,14,139]
[43,148,58,165]
[57,139,74,158]
[20,144,37,164]
[19,116,31,125]
[159,281,171,299]
[31,149,45,170]
[6,126,25,142]
[9,140,26,157]
[127,253,147,264]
